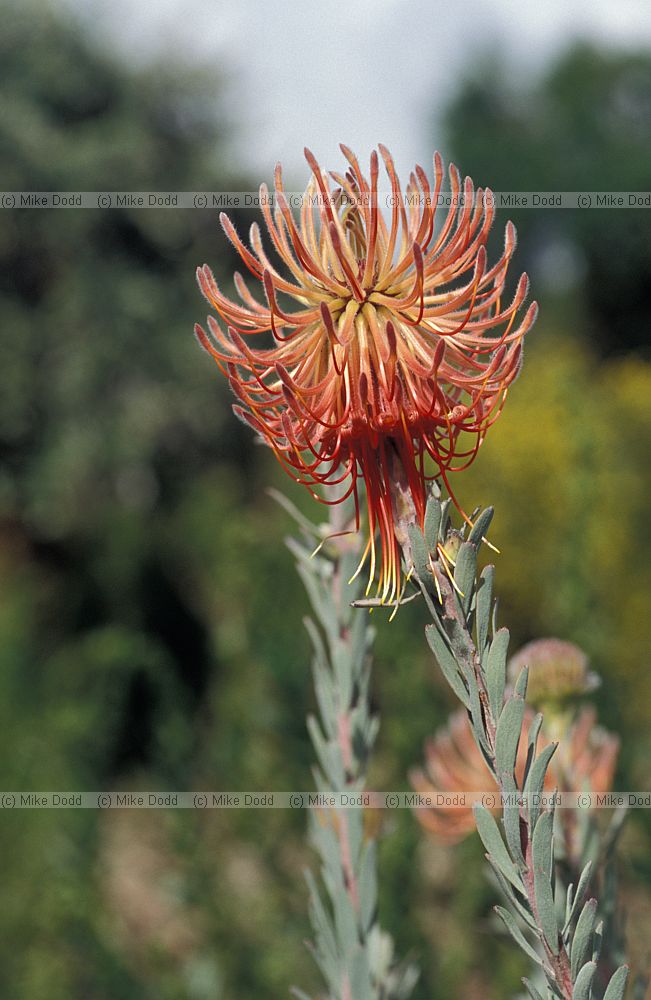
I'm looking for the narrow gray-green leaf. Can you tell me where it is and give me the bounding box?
[523,712,544,789]
[532,810,560,954]
[513,665,529,700]
[501,773,525,867]
[468,506,494,550]
[592,919,603,963]
[571,898,597,980]
[522,978,546,1000]
[486,627,509,717]
[454,541,477,616]
[494,906,543,967]
[296,564,338,641]
[424,496,442,550]
[348,947,374,1000]
[474,804,523,890]
[495,697,526,779]
[358,841,378,933]
[563,861,593,934]
[564,884,574,936]
[573,961,597,1000]
[491,595,500,637]
[476,565,494,654]
[332,883,357,960]
[524,742,558,830]
[305,871,338,973]
[408,524,431,583]
[305,617,329,674]
[307,716,344,788]
[425,624,470,708]
[603,965,630,1000]
[331,637,353,708]
[468,668,492,757]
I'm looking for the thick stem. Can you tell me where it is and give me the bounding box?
[292,490,417,999]
[389,468,578,999]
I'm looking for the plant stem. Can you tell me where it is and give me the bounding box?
[286,492,417,1000]
[388,460,629,1000]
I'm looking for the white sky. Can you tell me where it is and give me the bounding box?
[65,0,651,186]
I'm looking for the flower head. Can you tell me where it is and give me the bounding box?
[195,146,537,601]
[508,638,601,705]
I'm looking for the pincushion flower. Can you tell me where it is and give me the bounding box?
[195,146,537,602]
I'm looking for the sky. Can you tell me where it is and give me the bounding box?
[65,0,651,186]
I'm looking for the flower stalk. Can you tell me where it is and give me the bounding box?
[389,472,630,1000]
[283,490,418,1000]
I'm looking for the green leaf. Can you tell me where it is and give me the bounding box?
[348,609,370,681]
[603,965,630,1000]
[408,524,431,583]
[592,919,603,963]
[573,961,597,1000]
[523,713,544,788]
[532,810,560,954]
[502,773,525,867]
[424,496,442,550]
[522,978,546,1000]
[312,672,337,739]
[468,506,494,549]
[425,624,470,709]
[307,716,344,788]
[495,906,543,967]
[486,627,509,718]
[332,881,358,960]
[513,665,529,700]
[310,818,344,893]
[467,668,492,757]
[524,742,558,830]
[439,498,452,539]
[495,696,525,779]
[454,541,477,615]
[571,898,597,980]
[305,871,338,978]
[331,637,354,708]
[348,947,374,1000]
[563,861,593,935]
[565,884,574,935]
[346,809,364,872]
[296,564,338,642]
[474,804,523,890]
[491,594,500,637]
[358,841,377,934]
[475,565,494,654]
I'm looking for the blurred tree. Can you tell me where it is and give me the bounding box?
[0,3,257,997]
[0,0,248,739]
[441,43,651,354]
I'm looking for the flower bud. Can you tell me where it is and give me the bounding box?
[508,638,600,706]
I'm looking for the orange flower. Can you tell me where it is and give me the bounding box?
[410,707,618,846]
[195,146,537,601]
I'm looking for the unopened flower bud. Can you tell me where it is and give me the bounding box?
[508,638,600,706]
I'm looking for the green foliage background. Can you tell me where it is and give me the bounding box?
[1,5,650,998]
